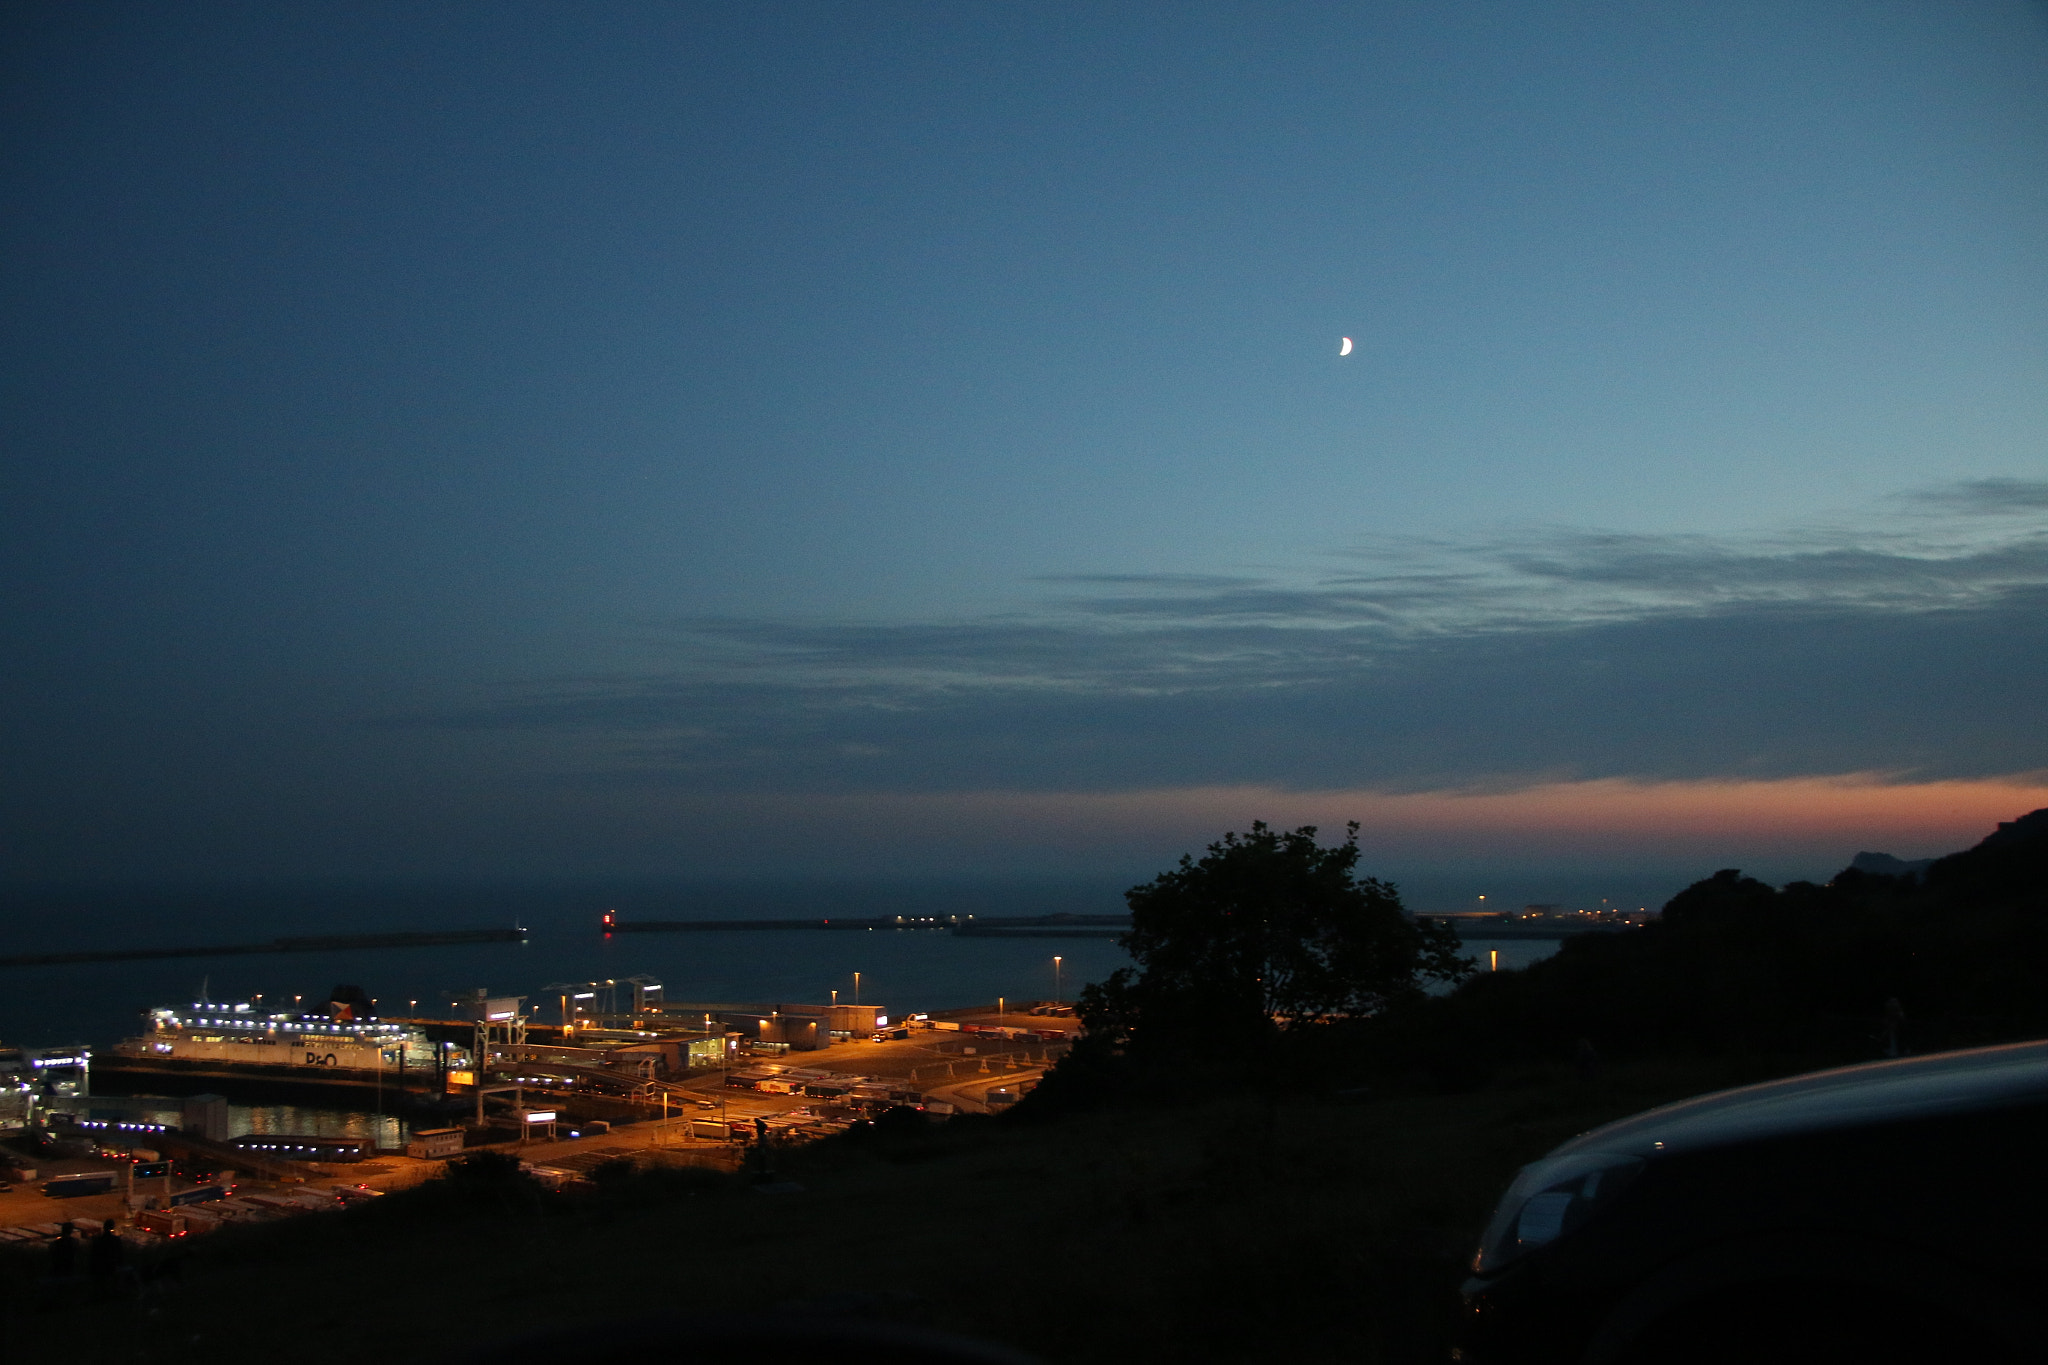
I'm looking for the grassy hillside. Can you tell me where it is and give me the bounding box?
[4,1054,1791,1365]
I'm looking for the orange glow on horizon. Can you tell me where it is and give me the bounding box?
[766,772,2048,861]
[576,770,2048,874]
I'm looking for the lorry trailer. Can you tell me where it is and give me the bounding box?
[42,1171,118,1198]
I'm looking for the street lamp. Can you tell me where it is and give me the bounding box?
[709,1013,727,1135]
[831,989,838,1006]
[1053,956,1063,1002]
[853,971,861,1006]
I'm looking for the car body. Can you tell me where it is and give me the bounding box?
[1456,1040,2048,1364]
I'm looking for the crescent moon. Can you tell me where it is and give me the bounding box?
[1339,336,1353,356]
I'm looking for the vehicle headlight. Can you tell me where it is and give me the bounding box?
[1471,1151,1645,1274]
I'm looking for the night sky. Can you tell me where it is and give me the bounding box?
[5,2,2046,892]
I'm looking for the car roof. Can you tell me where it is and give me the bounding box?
[1556,1038,2048,1159]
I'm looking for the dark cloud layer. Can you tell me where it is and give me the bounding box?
[403,484,2048,793]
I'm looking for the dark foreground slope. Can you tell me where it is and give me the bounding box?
[1,1057,1771,1365]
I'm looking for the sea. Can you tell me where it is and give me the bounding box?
[0,877,1563,1139]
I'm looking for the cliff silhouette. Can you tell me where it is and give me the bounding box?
[1363,808,2048,1087]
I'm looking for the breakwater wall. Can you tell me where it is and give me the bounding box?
[608,914,1131,938]
[0,927,527,969]
[608,914,1632,941]
[1422,919,1639,940]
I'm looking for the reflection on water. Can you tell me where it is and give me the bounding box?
[1426,937,1563,995]
[1466,939,1564,972]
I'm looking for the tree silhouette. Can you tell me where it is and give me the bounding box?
[1070,822,1469,1079]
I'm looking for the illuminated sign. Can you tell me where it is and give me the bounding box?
[523,1111,557,1124]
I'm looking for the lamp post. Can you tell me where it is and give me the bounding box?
[1053,956,1063,1003]
[831,989,838,1006]
[853,972,860,1006]
[711,1013,727,1137]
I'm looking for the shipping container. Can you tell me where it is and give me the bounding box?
[135,1210,185,1237]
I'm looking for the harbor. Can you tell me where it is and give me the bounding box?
[2,972,1082,1249]
[0,902,1613,1247]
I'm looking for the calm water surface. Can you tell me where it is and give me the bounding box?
[0,879,1141,1050]
[0,879,1563,1144]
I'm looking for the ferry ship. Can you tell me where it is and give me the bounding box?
[101,989,469,1097]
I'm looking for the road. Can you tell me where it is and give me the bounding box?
[646,1014,1073,1121]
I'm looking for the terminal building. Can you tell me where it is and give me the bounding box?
[0,1044,92,1130]
[711,1004,888,1052]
